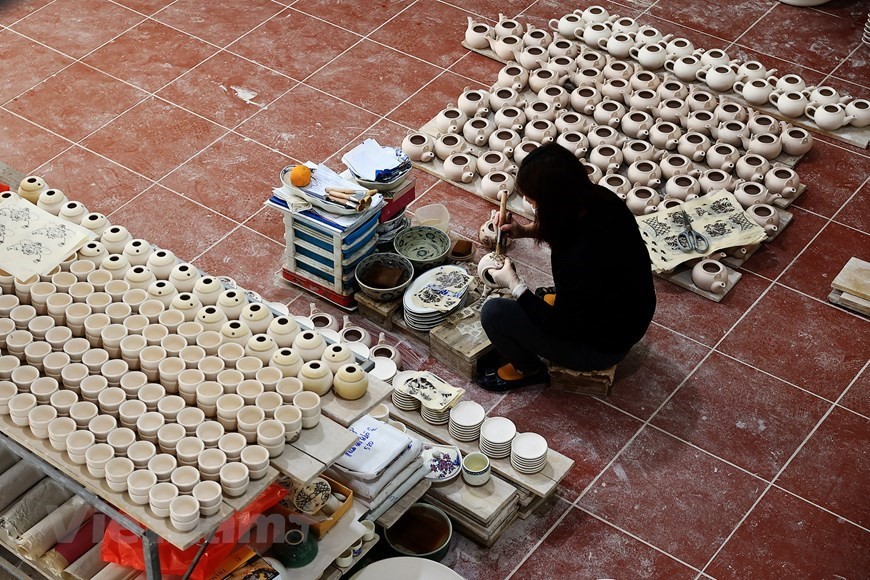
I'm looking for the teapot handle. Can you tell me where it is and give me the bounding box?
[805,105,817,120]
[548,18,560,30]
[733,81,745,94]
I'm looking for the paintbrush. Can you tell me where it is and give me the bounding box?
[494,192,509,256]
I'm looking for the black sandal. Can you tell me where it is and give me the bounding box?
[475,366,550,392]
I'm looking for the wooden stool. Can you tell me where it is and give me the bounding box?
[549,364,617,397]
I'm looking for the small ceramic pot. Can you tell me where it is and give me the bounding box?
[292,331,327,362]
[333,364,369,400]
[691,259,727,294]
[297,361,333,396]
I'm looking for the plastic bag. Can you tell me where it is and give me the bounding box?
[100,484,286,580]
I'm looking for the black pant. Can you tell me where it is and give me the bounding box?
[480,298,626,373]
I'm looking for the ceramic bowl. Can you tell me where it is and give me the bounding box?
[392,226,451,271]
[384,503,453,561]
[354,253,414,302]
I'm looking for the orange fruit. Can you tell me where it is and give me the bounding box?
[290,165,312,187]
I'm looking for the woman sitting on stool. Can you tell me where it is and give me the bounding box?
[477,143,656,392]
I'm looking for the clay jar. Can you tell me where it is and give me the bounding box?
[705,143,740,172]
[240,303,273,335]
[462,117,497,147]
[433,107,468,135]
[629,71,661,91]
[191,277,222,307]
[458,88,491,117]
[734,153,771,183]
[746,204,780,235]
[146,249,177,280]
[402,133,436,163]
[684,110,715,136]
[443,153,477,184]
[556,131,589,159]
[271,348,304,378]
[122,239,151,267]
[309,305,339,332]
[477,252,506,289]
[664,175,701,201]
[592,100,625,127]
[659,153,700,179]
[587,124,624,149]
[148,281,177,308]
[712,121,749,148]
[488,129,522,158]
[626,160,662,188]
[549,12,583,38]
[696,65,737,92]
[648,121,682,150]
[629,43,668,70]
[780,126,814,156]
[38,192,67,215]
[101,226,133,254]
[743,133,782,160]
[526,99,558,122]
[486,34,522,61]
[196,306,228,333]
[18,176,48,204]
[671,132,709,164]
[332,364,368,401]
[297,361,333,396]
[489,88,525,114]
[714,99,748,124]
[599,174,632,197]
[171,293,202,322]
[599,32,636,59]
[321,343,354,375]
[588,144,623,173]
[517,45,548,70]
[806,103,855,131]
[691,260,727,294]
[845,99,870,127]
[169,263,200,293]
[769,91,808,119]
[665,55,704,82]
[528,68,566,93]
[493,106,526,132]
[480,171,515,201]
[464,17,492,50]
[734,182,780,209]
[764,167,800,198]
[522,24,552,48]
[625,186,660,215]
[699,169,739,194]
[537,84,570,110]
[569,86,602,115]
[657,79,690,101]
[686,90,716,112]
[434,134,470,161]
[476,151,515,176]
[124,266,156,291]
[221,320,253,346]
[267,316,300,348]
[291,331,327,362]
[60,202,89,225]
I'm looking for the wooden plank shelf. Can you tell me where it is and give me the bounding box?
[427,471,518,528]
[832,257,870,300]
[320,377,393,428]
[0,415,235,551]
[721,207,793,269]
[387,404,573,498]
[656,262,742,303]
[374,478,431,529]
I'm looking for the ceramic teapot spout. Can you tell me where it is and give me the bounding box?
[420,151,434,162]
[689,150,705,162]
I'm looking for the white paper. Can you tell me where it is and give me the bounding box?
[341,139,404,180]
[0,197,92,279]
[336,416,412,476]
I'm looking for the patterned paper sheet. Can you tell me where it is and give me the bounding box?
[0,197,92,280]
[636,190,768,273]
[394,371,465,411]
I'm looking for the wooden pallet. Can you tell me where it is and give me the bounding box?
[426,469,519,527]
[354,292,403,331]
[829,289,870,316]
[460,39,869,150]
[656,263,742,303]
[429,299,493,380]
[832,257,870,299]
[721,207,794,269]
[549,364,616,397]
[426,493,519,547]
[388,404,573,498]
[0,160,25,191]
[374,478,432,529]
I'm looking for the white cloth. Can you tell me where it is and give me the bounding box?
[336,415,412,478]
[329,437,423,500]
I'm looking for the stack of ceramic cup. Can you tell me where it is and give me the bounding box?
[47,417,76,451]
[510,432,549,474]
[421,404,451,425]
[171,465,201,495]
[169,496,200,532]
[127,470,157,505]
[219,462,249,498]
[8,392,36,426]
[65,430,95,465]
[193,480,223,516]
[240,445,270,480]
[236,406,265,444]
[84,443,114,478]
[448,400,485,442]
[197,448,227,482]
[149,482,178,517]
[479,417,517,459]
[256,419,286,458]
[148,453,177,483]
[105,457,134,492]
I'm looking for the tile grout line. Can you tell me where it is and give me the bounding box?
[0,0,60,30]
[725,3,779,52]
[819,43,863,88]
[698,358,870,575]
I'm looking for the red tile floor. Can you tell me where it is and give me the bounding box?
[1,0,868,577]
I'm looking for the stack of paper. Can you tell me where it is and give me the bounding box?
[342,139,411,183]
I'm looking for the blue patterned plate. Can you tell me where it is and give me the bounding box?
[421,444,462,482]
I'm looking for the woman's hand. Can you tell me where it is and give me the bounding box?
[489,257,521,291]
[495,211,531,239]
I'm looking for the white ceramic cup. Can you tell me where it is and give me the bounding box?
[216,368,244,395]
[158,356,185,393]
[157,394,186,422]
[142,323,169,346]
[170,495,200,531]
[105,457,135,491]
[256,419,286,447]
[157,422,186,455]
[197,356,225,382]
[293,391,321,428]
[48,417,77,450]
[193,480,222,516]
[82,348,110,374]
[148,453,178,482]
[149,482,179,515]
[87,413,117,443]
[275,377,303,403]
[66,429,96,462]
[255,391,282,418]
[28,404,58,438]
[82,375,109,403]
[218,343,245,368]
[127,440,157,469]
[176,436,205,466]
[136,411,165,443]
[236,356,263,380]
[177,406,206,436]
[160,333,187,357]
[30,376,59,404]
[138,383,166,411]
[196,420,225,449]
[61,363,89,392]
[217,432,246,461]
[69,401,98,428]
[127,469,158,503]
[240,444,270,473]
[361,519,376,542]
[219,462,249,497]
[44,325,73,351]
[119,399,147,429]
[237,379,264,405]
[462,452,492,486]
[170,465,200,494]
[107,427,137,457]
[85,443,115,478]
[50,389,78,417]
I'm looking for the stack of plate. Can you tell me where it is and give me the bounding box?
[421,405,450,425]
[478,417,517,459]
[510,432,549,474]
[402,266,471,331]
[392,389,420,411]
[448,401,486,442]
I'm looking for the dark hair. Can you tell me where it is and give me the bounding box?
[515,143,611,247]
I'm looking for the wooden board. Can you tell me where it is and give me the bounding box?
[460,40,868,149]
[829,289,870,316]
[771,182,807,210]
[0,160,25,192]
[0,415,234,551]
[427,472,519,527]
[429,301,493,380]
[832,257,870,300]
[549,364,616,398]
[388,404,573,498]
[270,444,326,485]
[354,292,402,331]
[425,494,519,547]
[656,262,742,303]
[374,478,431,529]
[390,313,431,344]
[291,416,358,468]
[221,466,279,512]
[517,487,556,520]
[320,376,393,428]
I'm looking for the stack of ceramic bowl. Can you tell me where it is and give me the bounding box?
[391,371,421,411]
[448,400,485,442]
[479,417,517,459]
[421,404,450,425]
[169,496,200,532]
[402,265,471,331]
[510,432,549,474]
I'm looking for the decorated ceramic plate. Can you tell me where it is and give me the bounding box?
[421,444,462,482]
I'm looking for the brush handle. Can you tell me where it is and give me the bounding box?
[495,193,509,255]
